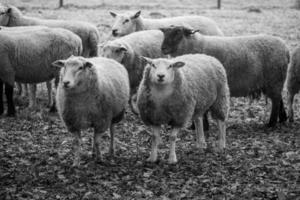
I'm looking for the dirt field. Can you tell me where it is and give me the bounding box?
[0,0,299,199]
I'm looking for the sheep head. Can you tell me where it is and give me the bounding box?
[52,56,94,92]
[101,42,127,63]
[141,56,184,87]
[160,26,199,56]
[0,4,11,26]
[110,11,141,37]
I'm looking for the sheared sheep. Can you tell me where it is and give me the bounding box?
[161,26,289,127]
[0,5,99,57]
[109,10,223,37]
[137,54,229,164]
[0,26,82,116]
[53,56,130,166]
[286,46,300,122]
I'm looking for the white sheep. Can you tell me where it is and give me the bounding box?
[0,26,56,109]
[0,5,99,57]
[0,26,82,116]
[109,10,223,37]
[53,56,130,166]
[137,54,229,164]
[101,30,165,92]
[161,26,290,127]
[286,46,300,122]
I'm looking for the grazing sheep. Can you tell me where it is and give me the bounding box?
[0,5,99,57]
[286,46,300,122]
[53,56,130,166]
[161,26,289,127]
[0,26,82,116]
[109,10,223,37]
[137,54,229,164]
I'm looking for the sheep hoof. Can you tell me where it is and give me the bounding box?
[72,159,80,167]
[196,141,207,149]
[168,155,178,164]
[6,111,16,117]
[146,156,158,163]
[109,148,115,157]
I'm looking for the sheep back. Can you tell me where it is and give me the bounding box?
[6,6,99,57]
[141,15,223,36]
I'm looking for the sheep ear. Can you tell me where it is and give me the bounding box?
[51,60,65,69]
[171,61,185,68]
[183,28,199,36]
[119,45,127,52]
[110,11,117,18]
[140,56,152,64]
[6,8,11,14]
[131,11,141,19]
[84,61,93,69]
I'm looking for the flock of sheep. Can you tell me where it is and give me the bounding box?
[0,4,299,166]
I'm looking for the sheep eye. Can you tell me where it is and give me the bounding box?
[151,64,156,69]
[78,66,84,70]
[123,19,129,24]
[115,49,120,53]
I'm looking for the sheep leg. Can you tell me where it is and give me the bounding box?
[287,92,295,122]
[217,120,226,150]
[147,126,161,163]
[46,81,53,107]
[5,83,15,117]
[279,98,287,123]
[168,128,179,164]
[16,82,22,96]
[21,84,28,97]
[93,131,103,162]
[194,116,207,149]
[49,77,59,113]
[109,123,115,156]
[0,80,3,115]
[28,84,37,109]
[72,131,82,166]
[268,97,280,127]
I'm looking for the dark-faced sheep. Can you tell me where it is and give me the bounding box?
[160,26,289,127]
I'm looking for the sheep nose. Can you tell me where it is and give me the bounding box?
[112,29,118,36]
[157,74,165,82]
[63,81,70,88]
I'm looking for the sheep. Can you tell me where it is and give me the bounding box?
[101,30,165,93]
[0,5,99,57]
[137,54,229,164]
[160,26,289,127]
[0,26,82,116]
[52,56,130,166]
[286,46,300,122]
[0,26,55,109]
[109,10,223,37]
